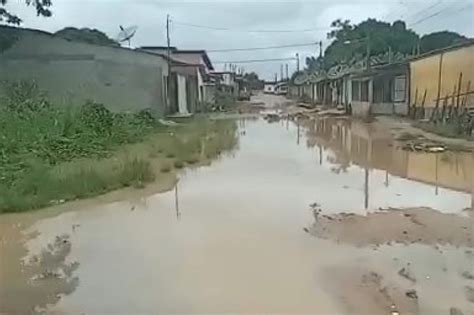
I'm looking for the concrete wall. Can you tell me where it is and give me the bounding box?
[0,28,169,114]
[203,84,216,104]
[351,78,373,116]
[410,44,474,108]
[352,101,371,116]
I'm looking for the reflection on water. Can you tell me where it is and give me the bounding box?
[302,117,474,211]
[0,218,79,314]
[0,116,473,314]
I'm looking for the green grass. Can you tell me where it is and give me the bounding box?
[173,160,184,169]
[0,82,238,213]
[160,164,172,173]
[414,121,474,140]
[0,157,155,212]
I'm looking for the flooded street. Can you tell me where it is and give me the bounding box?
[1,94,473,314]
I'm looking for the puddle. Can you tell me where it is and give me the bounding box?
[1,112,473,314]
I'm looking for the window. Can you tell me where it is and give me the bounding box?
[394,75,406,102]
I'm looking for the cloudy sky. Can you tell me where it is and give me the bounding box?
[4,0,474,80]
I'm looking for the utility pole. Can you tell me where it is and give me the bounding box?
[285,64,289,80]
[280,64,284,82]
[274,73,278,83]
[166,14,171,112]
[366,34,371,70]
[388,46,392,64]
[319,40,323,58]
[296,53,300,72]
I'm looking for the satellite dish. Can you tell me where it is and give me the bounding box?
[116,25,138,47]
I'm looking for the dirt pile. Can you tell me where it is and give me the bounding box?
[308,207,474,248]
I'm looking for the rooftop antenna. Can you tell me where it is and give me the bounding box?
[116,25,138,47]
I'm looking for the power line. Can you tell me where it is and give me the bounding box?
[404,0,443,22]
[208,42,318,53]
[172,20,330,33]
[409,2,472,26]
[213,57,296,64]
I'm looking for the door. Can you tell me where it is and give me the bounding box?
[177,74,188,114]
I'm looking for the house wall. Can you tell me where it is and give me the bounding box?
[410,45,474,110]
[0,28,169,114]
[302,84,312,100]
[197,68,204,102]
[203,84,216,104]
[264,84,275,93]
[351,78,373,116]
[171,65,199,113]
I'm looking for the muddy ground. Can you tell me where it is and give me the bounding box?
[1,93,473,315]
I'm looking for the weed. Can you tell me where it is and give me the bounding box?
[0,81,238,213]
[160,164,172,173]
[118,158,155,188]
[185,156,199,165]
[173,160,184,169]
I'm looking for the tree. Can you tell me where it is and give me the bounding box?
[323,18,419,69]
[243,72,264,90]
[420,31,467,53]
[305,56,324,72]
[55,27,118,46]
[0,0,52,25]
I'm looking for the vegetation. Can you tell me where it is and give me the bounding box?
[419,31,467,54]
[214,89,237,110]
[303,18,469,71]
[243,72,264,90]
[54,27,118,46]
[0,0,52,25]
[0,81,238,213]
[322,19,419,69]
[414,121,474,141]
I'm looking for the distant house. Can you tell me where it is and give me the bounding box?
[350,62,409,116]
[263,82,276,94]
[274,82,288,95]
[0,26,169,115]
[291,40,474,118]
[140,47,215,111]
[210,71,240,98]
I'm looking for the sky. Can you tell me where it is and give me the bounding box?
[3,0,474,80]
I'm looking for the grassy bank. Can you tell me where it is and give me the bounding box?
[413,121,474,141]
[0,81,237,213]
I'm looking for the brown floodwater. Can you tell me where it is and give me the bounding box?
[1,98,473,314]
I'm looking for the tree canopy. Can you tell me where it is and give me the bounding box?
[304,18,470,72]
[0,0,52,25]
[54,27,118,46]
[322,18,419,70]
[419,31,467,53]
[243,72,264,90]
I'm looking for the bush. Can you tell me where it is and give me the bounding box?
[173,160,184,169]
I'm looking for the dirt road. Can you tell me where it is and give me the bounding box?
[1,94,473,315]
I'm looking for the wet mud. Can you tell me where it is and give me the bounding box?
[1,94,473,314]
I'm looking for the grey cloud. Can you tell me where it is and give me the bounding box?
[4,0,473,80]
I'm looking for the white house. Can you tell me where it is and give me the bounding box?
[264,82,276,94]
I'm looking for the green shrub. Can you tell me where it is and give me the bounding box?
[173,160,184,169]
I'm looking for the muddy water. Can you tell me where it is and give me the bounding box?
[1,103,474,314]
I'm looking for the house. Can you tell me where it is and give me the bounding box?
[140,46,215,112]
[349,62,409,116]
[211,71,239,97]
[0,26,169,115]
[275,82,288,95]
[408,41,474,118]
[263,82,276,94]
